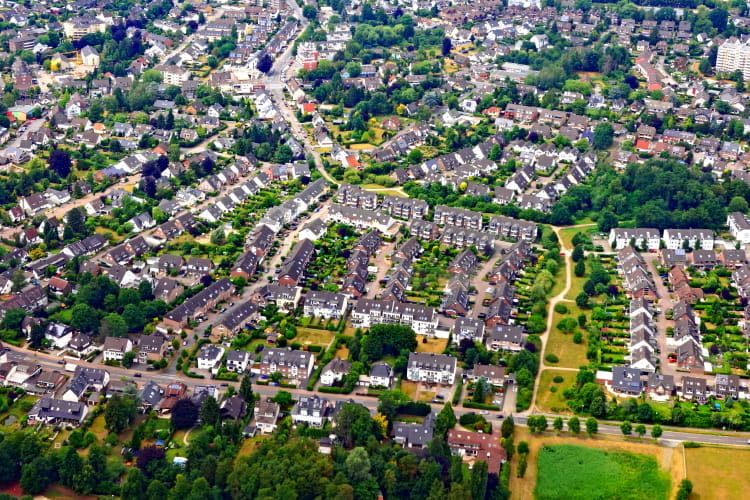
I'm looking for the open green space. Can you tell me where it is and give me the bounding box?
[534,444,670,500]
[545,308,589,369]
[535,369,575,413]
[685,445,750,499]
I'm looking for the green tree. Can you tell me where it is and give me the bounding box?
[469,460,488,499]
[100,313,127,338]
[73,463,97,495]
[676,479,693,500]
[635,424,646,438]
[70,303,99,332]
[303,5,318,19]
[501,415,515,438]
[1,308,25,332]
[574,259,586,277]
[434,402,456,438]
[335,403,378,448]
[620,420,632,436]
[553,417,564,433]
[121,468,146,500]
[122,350,136,368]
[58,446,82,487]
[147,480,169,500]
[572,245,584,262]
[729,196,749,213]
[593,122,614,150]
[105,395,137,433]
[586,417,598,436]
[568,416,580,434]
[200,396,221,428]
[239,375,254,403]
[651,424,663,439]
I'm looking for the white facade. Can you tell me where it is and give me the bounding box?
[717,39,750,80]
[609,228,661,251]
[662,229,714,250]
[728,212,750,244]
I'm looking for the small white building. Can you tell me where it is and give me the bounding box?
[102,337,133,363]
[197,344,225,372]
[406,353,457,385]
[728,212,750,244]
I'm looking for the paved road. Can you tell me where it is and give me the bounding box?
[10,340,750,447]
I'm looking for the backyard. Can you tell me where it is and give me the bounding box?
[415,335,448,354]
[294,327,336,348]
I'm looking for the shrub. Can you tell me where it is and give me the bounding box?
[554,303,568,314]
[573,332,583,344]
[545,353,559,364]
[550,386,557,393]
[553,375,564,383]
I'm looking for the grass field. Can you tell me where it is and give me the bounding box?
[295,327,335,347]
[535,369,575,413]
[416,335,448,354]
[545,309,588,369]
[685,446,750,499]
[534,444,670,500]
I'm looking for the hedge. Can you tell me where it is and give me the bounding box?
[397,401,431,416]
[463,401,501,411]
[318,386,353,394]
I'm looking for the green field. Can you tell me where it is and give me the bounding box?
[534,445,670,500]
[535,369,575,413]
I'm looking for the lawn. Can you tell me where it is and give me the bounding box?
[400,380,418,399]
[685,445,750,499]
[415,335,448,354]
[545,309,589,369]
[535,369,575,413]
[335,344,350,360]
[89,414,108,441]
[295,327,335,347]
[237,435,270,458]
[534,445,670,500]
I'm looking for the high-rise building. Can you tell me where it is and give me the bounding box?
[716,38,750,80]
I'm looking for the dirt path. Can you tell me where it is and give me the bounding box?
[528,226,575,414]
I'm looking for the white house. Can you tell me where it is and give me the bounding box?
[728,212,750,244]
[197,344,225,372]
[303,291,348,319]
[225,350,250,373]
[406,353,457,385]
[608,228,661,251]
[368,362,393,388]
[102,337,133,362]
[662,229,714,250]
[320,358,351,386]
[44,323,74,349]
[291,395,330,427]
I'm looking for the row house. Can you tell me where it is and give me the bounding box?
[662,229,715,250]
[609,228,661,251]
[441,227,495,255]
[161,279,235,332]
[351,299,439,336]
[487,215,538,242]
[328,204,395,233]
[380,196,428,220]
[616,247,656,301]
[278,239,315,287]
[212,302,261,339]
[628,298,657,373]
[434,205,483,230]
[336,184,378,210]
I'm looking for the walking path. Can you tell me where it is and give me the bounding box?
[527,226,575,414]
